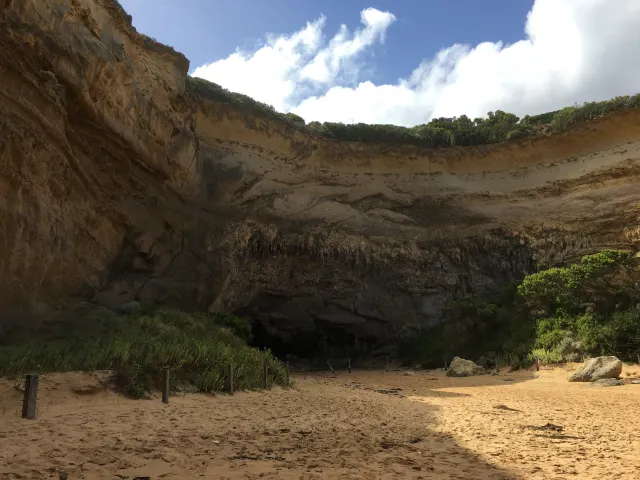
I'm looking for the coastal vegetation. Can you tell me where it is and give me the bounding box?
[187,76,640,148]
[0,306,286,398]
[401,250,640,368]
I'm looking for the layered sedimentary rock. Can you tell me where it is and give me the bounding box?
[1,0,639,355]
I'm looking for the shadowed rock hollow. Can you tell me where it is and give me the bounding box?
[1,0,639,357]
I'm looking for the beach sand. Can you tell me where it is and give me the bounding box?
[1,364,639,479]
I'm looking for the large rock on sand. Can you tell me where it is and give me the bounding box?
[592,378,624,387]
[568,356,622,382]
[447,357,486,377]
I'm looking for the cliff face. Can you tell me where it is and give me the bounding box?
[1,0,639,356]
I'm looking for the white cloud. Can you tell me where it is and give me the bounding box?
[299,8,396,84]
[192,0,640,126]
[191,8,396,111]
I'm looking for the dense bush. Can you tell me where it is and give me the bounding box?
[200,311,253,343]
[400,283,534,368]
[550,95,640,131]
[284,112,306,125]
[0,308,285,397]
[187,77,298,127]
[401,250,640,367]
[522,250,640,363]
[517,250,635,314]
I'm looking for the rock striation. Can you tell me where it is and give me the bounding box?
[1,0,640,356]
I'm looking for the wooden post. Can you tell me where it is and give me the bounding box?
[327,360,335,374]
[22,374,39,420]
[263,359,269,390]
[385,355,389,372]
[348,357,351,374]
[228,364,234,395]
[162,368,170,404]
[444,355,448,371]
[637,352,640,366]
[285,361,290,388]
[536,356,540,371]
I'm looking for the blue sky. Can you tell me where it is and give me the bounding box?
[118,1,640,126]
[120,0,532,85]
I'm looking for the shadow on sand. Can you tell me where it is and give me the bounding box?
[0,371,524,479]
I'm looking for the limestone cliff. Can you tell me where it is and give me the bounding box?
[1,0,639,356]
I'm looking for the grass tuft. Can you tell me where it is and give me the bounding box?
[0,307,286,397]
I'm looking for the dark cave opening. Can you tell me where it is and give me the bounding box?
[248,320,304,358]
[248,318,377,362]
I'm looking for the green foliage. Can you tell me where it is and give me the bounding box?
[284,112,306,125]
[401,249,640,368]
[309,122,452,147]
[187,75,640,149]
[196,312,253,343]
[517,250,634,314]
[108,0,133,25]
[551,95,640,131]
[0,308,285,396]
[521,110,559,127]
[531,348,565,365]
[531,311,586,363]
[399,282,534,368]
[520,250,640,363]
[572,310,640,359]
[598,310,640,358]
[187,77,300,128]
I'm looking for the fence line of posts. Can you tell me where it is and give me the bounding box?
[20,350,638,420]
[19,357,294,420]
[18,354,376,419]
[17,354,366,420]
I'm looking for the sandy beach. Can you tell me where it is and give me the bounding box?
[1,364,639,479]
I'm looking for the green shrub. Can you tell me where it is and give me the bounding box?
[284,112,305,125]
[214,313,253,342]
[401,249,639,368]
[187,77,295,127]
[0,308,285,396]
[532,348,565,365]
[521,111,559,127]
[520,250,639,363]
[399,284,535,367]
[594,310,640,359]
[518,250,634,314]
[535,327,567,351]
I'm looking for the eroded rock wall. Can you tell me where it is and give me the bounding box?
[1,0,639,355]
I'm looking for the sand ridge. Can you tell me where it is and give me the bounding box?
[0,366,639,479]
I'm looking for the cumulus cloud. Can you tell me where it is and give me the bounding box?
[192,0,640,126]
[191,8,396,112]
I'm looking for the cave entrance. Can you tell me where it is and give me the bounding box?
[248,318,369,361]
[249,320,289,358]
[249,320,323,359]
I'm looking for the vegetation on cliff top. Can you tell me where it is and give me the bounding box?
[107,0,640,148]
[187,76,640,148]
[401,250,640,368]
[0,306,286,397]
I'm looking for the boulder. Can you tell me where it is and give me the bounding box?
[591,378,624,387]
[447,357,486,377]
[568,356,622,382]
